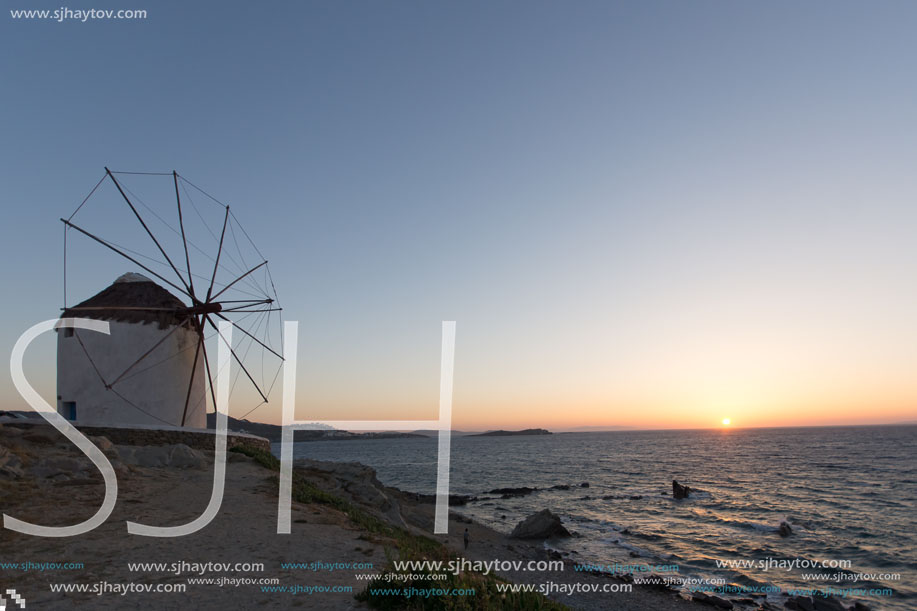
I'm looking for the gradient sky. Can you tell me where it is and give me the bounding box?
[2,1,916,430]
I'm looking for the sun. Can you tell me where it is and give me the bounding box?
[721,418,731,426]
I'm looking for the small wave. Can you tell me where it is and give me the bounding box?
[602,538,656,558]
[624,529,665,542]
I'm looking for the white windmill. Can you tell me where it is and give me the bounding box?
[57,168,284,428]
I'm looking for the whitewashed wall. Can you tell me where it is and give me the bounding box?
[56,319,207,428]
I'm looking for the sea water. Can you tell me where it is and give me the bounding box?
[284,425,916,609]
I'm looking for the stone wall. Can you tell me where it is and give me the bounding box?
[1,420,270,453]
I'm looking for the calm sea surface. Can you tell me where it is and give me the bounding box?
[281,426,917,609]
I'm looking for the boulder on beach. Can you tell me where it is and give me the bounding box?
[510,509,571,539]
[672,479,691,499]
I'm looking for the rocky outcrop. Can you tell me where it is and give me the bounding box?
[0,443,24,479]
[672,480,691,499]
[294,459,407,529]
[411,492,476,506]
[0,420,269,453]
[115,443,208,469]
[510,509,571,539]
[489,486,538,498]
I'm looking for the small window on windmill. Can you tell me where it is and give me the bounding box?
[62,401,77,421]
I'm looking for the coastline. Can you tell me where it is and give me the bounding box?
[0,420,704,610]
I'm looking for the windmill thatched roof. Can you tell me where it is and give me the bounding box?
[61,273,192,329]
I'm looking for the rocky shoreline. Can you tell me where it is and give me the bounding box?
[0,420,870,611]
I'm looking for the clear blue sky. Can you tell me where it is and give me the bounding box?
[2,1,916,428]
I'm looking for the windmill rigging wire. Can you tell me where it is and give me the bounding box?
[106,324,183,388]
[229,209,269,262]
[72,330,175,426]
[178,180,266,295]
[82,233,269,302]
[228,308,268,397]
[109,171,173,176]
[171,175,276,297]
[120,180,263,295]
[63,225,68,308]
[67,173,107,222]
[109,387,177,427]
[113,309,261,385]
[177,175,231,210]
[236,400,268,422]
[178,175,275,297]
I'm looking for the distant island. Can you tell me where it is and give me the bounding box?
[203,416,552,442]
[469,428,552,437]
[205,414,426,443]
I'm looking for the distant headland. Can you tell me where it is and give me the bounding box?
[469,428,552,437]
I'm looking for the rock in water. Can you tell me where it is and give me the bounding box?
[672,479,691,499]
[778,521,793,537]
[488,486,538,498]
[510,509,571,539]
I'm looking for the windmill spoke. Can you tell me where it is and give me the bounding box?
[198,317,219,415]
[206,206,230,302]
[106,168,193,297]
[213,311,283,360]
[217,299,275,305]
[209,260,268,302]
[220,308,283,313]
[205,315,269,403]
[60,218,193,299]
[180,329,204,426]
[174,170,197,300]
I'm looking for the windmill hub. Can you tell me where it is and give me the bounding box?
[187,302,223,315]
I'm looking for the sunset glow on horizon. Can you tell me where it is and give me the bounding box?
[2,3,917,433]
